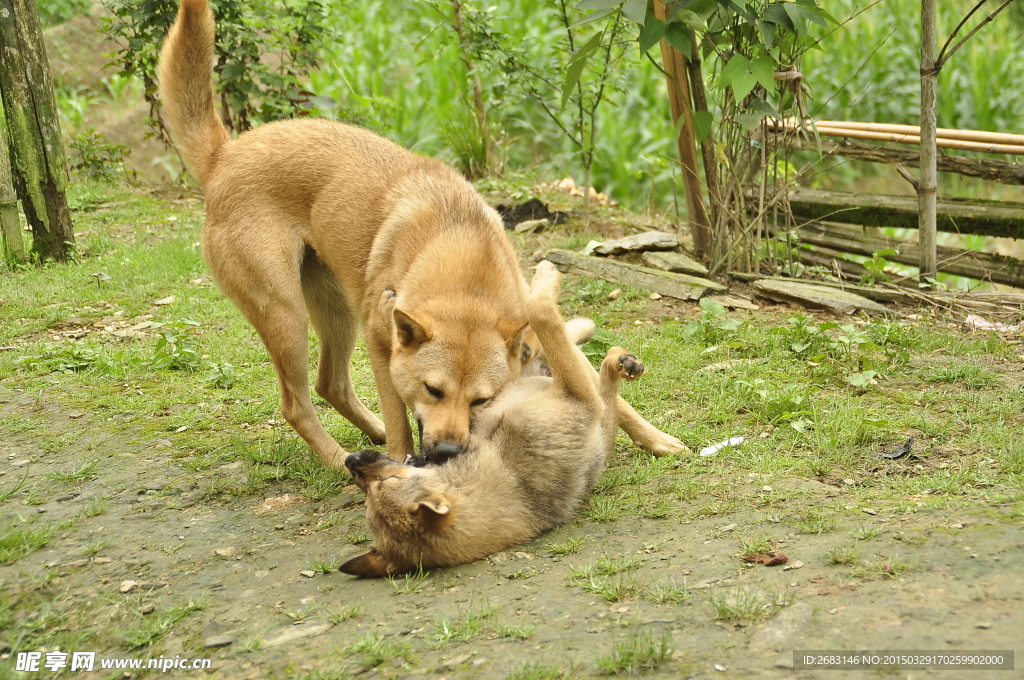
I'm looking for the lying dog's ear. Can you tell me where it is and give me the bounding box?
[339,548,391,578]
[498,317,529,357]
[393,308,432,347]
[416,497,453,533]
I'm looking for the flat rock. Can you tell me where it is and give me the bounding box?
[544,249,726,301]
[144,480,168,491]
[642,250,709,275]
[262,622,332,648]
[751,279,891,316]
[588,231,679,256]
[514,218,549,234]
[203,635,236,648]
[749,602,814,651]
[706,294,759,311]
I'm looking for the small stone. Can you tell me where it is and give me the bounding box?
[299,570,316,578]
[213,547,236,558]
[714,664,728,671]
[782,560,804,571]
[93,557,113,564]
[144,480,168,491]
[175,426,188,433]
[843,478,855,486]
[11,459,30,467]
[975,622,992,629]
[762,485,773,492]
[140,603,155,615]
[775,657,795,669]
[274,525,285,530]
[862,508,878,515]
[120,580,139,593]
[608,289,622,300]
[828,608,839,614]
[204,635,236,648]
[64,559,89,568]
[154,439,173,448]
[948,522,964,529]
[649,292,662,300]
[514,218,549,234]
[153,296,176,306]
[616,606,629,613]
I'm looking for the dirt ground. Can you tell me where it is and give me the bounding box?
[1,378,1021,680]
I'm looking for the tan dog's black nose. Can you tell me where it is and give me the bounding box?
[424,441,463,465]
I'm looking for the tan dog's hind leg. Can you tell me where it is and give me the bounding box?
[301,256,386,444]
[205,222,346,469]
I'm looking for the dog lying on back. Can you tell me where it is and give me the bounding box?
[340,261,645,576]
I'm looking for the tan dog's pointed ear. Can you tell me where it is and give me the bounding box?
[498,317,529,355]
[393,308,432,347]
[416,497,453,533]
[339,548,391,578]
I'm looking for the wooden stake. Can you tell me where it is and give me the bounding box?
[919,0,938,285]
[652,0,710,257]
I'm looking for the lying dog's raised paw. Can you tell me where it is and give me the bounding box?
[618,353,645,380]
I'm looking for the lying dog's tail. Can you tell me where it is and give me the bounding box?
[157,0,230,189]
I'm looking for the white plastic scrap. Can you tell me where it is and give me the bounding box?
[699,436,745,457]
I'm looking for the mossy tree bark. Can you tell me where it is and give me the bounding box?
[0,0,74,262]
[0,120,26,264]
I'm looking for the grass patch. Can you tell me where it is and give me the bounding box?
[706,587,790,624]
[596,630,673,675]
[119,600,205,650]
[344,632,410,668]
[547,535,586,556]
[644,579,691,605]
[0,522,55,565]
[429,603,497,648]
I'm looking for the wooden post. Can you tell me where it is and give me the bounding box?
[0,0,74,262]
[652,0,711,257]
[918,0,938,286]
[0,123,27,264]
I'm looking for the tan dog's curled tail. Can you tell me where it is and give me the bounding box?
[157,0,230,188]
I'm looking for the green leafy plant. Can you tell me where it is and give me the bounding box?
[684,297,743,344]
[150,319,202,372]
[860,248,899,285]
[102,0,342,145]
[69,129,131,181]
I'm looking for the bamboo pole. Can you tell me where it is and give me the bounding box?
[815,120,1024,146]
[769,121,1024,155]
[919,0,938,285]
[0,0,74,262]
[652,0,711,257]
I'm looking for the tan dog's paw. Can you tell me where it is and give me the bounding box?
[637,431,691,457]
[617,352,645,381]
[528,260,562,305]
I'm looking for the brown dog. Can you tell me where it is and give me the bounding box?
[158,0,529,467]
[340,261,644,576]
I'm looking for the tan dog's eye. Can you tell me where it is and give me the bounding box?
[425,383,444,399]
[470,397,490,408]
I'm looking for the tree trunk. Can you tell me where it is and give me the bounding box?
[918,0,938,286]
[652,0,710,257]
[0,124,26,265]
[686,37,723,261]
[0,0,74,262]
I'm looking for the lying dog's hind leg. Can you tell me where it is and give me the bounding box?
[302,252,386,444]
[597,348,643,442]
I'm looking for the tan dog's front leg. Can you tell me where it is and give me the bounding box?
[367,335,415,460]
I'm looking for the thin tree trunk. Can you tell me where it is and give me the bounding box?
[652,0,711,256]
[685,37,723,263]
[0,0,74,262]
[0,124,27,264]
[918,0,938,286]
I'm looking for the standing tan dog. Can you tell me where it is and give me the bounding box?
[158,0,530,467]
[340,262,644,576]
